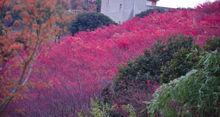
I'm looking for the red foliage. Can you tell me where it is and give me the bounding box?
[5,1,220,116]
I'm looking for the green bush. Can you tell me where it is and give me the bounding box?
[160,47,200,83]
[90,99,112,117]
[204,37,220,51]
[114,35,195,93]
[69,12,115,35]
[135,8,167,18]
[100,36,220,117]
[122,104,136,117]
[90,99,133,117]
[99,35,195,116]
[148,51,220,117]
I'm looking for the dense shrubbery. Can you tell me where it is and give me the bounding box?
[87,99,136,117]
[90,99,113,117]
[97,36,198,116]
[148,49,220,117]
[114,35,195,91]
[135,7,168,18]
[69,12,115,35]
[94,37,220,117]
[204,37,220,51]
[160,47,200,83]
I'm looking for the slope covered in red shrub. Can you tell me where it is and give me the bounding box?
[6,1,220,116]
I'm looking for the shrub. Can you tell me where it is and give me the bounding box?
[148,50,220,117]
[97,35,195,116]
[204,37,220,51]
[160,47,200,83]
[135,8,167,18]
[69,12,115,35]
[114,35,195,93]
[89,99,137,117]
[99,37,220,117]
[122,104,136,117]
[90,99,112,117]
[105,37,220,117]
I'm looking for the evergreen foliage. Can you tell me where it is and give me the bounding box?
[69,12,115,35]
[114,35,195,94]
[100,37,220,117]
[135,8,167,18]
[148,50,220,117]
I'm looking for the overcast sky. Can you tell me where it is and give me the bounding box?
[157,0,216,8]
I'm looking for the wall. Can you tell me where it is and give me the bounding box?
[101,0,156,24]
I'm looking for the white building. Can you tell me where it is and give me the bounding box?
[101,0,157,24]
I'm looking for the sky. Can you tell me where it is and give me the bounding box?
[157,0,216,8]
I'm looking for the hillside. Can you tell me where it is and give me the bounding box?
[5,1,220,116]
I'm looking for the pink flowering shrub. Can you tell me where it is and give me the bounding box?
[4,1,220,116]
